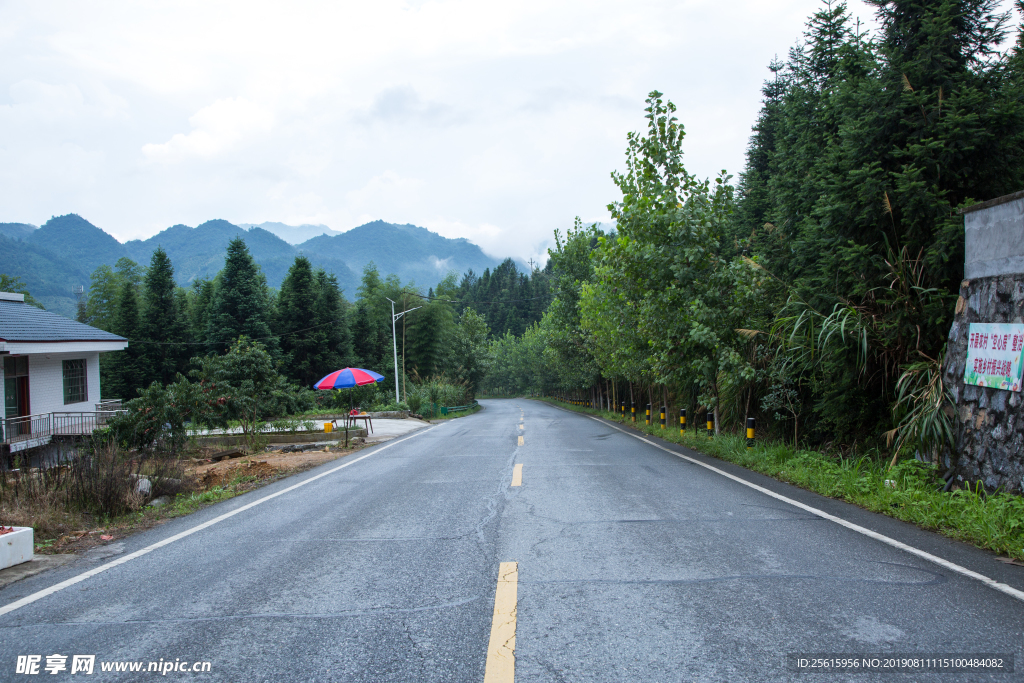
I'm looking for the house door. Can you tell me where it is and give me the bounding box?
[4,356,29,437]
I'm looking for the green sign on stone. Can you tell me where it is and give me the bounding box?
[964,323,1024,392]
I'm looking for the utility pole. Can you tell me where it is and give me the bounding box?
[387,298,421,404]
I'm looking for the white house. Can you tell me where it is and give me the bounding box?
[0,291,128,454]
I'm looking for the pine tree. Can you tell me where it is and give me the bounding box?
[277,256,321,385]
[206,238,276,353]
[188,279,215,342]
[406,298,451,377]
[314,269,354,372]
[141,247,186,386]
[351,263,389,369]
[105,279,144,399]
[732,0,1024,441]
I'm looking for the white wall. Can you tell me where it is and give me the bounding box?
[25,352,102,415]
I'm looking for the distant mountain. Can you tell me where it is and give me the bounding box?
[0,232,91,316]
[122,220,334,290]
[0,222,37,240]
[27,214,129,276]
[238,221,342,244]
[297,221,500,290]
[0,214,503,318]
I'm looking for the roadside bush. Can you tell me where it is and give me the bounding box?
[407,375,471,417]
[192,337,305,452]
[0,440,191,536]
[107,374,221,455]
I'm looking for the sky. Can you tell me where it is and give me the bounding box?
[0,0,892,266]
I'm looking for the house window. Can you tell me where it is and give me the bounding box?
[63,359,88,404]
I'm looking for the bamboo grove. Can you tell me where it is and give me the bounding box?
[481,0,1024,458]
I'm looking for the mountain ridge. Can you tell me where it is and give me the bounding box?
[0,214,502,318]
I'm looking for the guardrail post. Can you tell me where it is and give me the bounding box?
[660,405,666,429]
[746,417,755,449]
[679,408,686,436]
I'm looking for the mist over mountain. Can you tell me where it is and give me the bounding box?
[238,221,342,244]
[0,222,37,240]
[0,214,502,318]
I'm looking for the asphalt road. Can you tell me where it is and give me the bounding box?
[2,398,1024,682]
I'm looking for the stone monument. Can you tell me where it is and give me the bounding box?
[942,190,1024,491]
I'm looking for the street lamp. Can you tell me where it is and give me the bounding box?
[386,298,421,403]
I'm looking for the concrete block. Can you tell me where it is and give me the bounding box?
[0,527,33,570]
[964,193,1024,278]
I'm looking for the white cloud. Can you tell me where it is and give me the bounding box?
[0,0,979,268]
[142,98,274,162]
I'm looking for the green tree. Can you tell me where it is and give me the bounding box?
[313,269,355,374]
[0,274,44,308]
[105,277,144,399]
[187,278,215,342]
[734,0,1024,442]
[206,238,276,354]
[406,295,452,378]
[141,247,186,386]
[192,337,301,452]
[277,256,320,384]
[85,258,145,333]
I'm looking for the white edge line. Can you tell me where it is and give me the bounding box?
[568,408,1024,604]
[0,426,436,618]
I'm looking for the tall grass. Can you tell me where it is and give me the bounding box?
[406,374,472,417]
[0,440,190,537]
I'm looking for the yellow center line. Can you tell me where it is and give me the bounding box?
[511,463,523,487]
[483,562,518,683]
[517,435,524,446]
[518,424,523,430]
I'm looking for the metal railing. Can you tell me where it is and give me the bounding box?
[439,400,479,416]
[1,410,121,447]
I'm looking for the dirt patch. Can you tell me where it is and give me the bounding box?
[10,445,364,559]
[192,448,347,488]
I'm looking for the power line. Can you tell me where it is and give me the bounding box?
[120,318,341,346]
[413,292,552,305]
[116,292,553,346]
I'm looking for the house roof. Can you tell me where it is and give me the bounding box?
[0,299,127,343]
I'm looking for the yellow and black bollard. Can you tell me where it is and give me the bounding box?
[746,417,755,449]
[645,403,651,426]
[620,401,625,419]
[707,412,715,437]
[679,408,686,435]
[660,405,666,429]
[630,401,636,423]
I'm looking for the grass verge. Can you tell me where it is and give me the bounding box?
[539,397,1024,561]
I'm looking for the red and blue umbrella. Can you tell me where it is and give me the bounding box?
[314,367,385,390]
